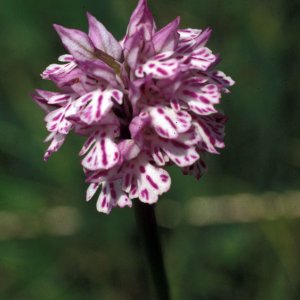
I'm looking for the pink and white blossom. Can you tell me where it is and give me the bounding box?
[33,0,234,214]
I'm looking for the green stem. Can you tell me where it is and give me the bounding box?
[134,201,171,300]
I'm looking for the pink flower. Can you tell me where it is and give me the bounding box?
[33,0,234,214]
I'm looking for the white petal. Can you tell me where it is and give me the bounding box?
[158,138,199,167]
[135,52,179,79]
[96,180,131,214]
[176,82,220,115]
[136,159,171,204]
[81,130,120,171]
[149,106,192,139]
[86,183,100,201]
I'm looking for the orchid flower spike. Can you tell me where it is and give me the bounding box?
[33,0,234,214]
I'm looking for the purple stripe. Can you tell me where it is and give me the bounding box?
[165,115,177,129]
[156,67,168,76]
[101,139,108,166]
[182,89,198,99]
[146,175,159,190]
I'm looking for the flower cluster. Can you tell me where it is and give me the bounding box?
[33,0,234,213]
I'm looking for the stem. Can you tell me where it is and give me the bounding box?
[134,201,171,300]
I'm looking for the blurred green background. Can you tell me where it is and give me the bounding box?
[0,0,300,299]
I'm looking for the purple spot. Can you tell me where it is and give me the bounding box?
[56,95,69,102]
[199,96,210,104]
[156,67,168,76]
[137,66,143,74]
[96,95,103,119]
[175,158,181,164]
[157,108,164,114]
[81,94,92,104]
[178,118,187,124]
[160,175,169,182]
[157,127,168,137]
[114,152,119,161]
[113,91,120,100]
[140,166,146,173]
[171,100,180,110]
[149,63,155,68]
[131,186,137,195]
[164,115,177,130]
[52,113,63,121]
[154,53,166,60]
[182,89,198,99]
[146,175,159,190]
[101,197,107,208]
[101,139,108,166]
[141,189,149,201]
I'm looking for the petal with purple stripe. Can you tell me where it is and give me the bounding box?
[149,106,192,139]
[41,59,77,81]
[209,70,235,92]
[44,132,66,161]
[190,47,216,71]
[135,52,179,79]
[81,130,120,171]
[151,137,199,167]
[96,180,131,214]
[136,158,171,204]
[86,182,100,201]
[45,102,74,134]
[73,88,122,124]
[178,28,202,43]
[176,82,220,115]
[194,113,227,153]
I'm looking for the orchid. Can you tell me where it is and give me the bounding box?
[33,0,234,214]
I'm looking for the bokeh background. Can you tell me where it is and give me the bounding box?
[0,0,300,299]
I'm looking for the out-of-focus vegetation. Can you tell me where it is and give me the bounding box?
[0,0,300,299]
